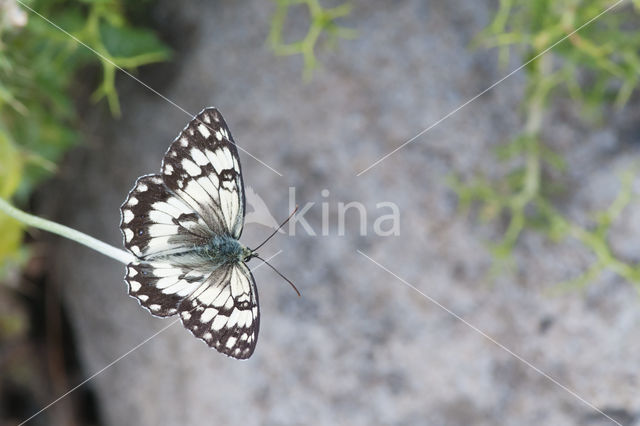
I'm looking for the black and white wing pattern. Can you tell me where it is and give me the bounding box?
[120,107,259,359]
[161,108,245,239]
[120,174,211,259]
[179,262,259,358]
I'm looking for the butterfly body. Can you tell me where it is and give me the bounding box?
[151,235,253,275]
[198,235,253,265]
[120,107,260,359]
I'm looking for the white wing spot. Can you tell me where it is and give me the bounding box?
[226,336,237,349]
[181,311,191,320]
[131,245,141,256]
[148,210,170,224]
[224,297,234,310]
[203,114,211,124]
[165,164,174,175]
[191,148,209,166]
[215,148,231,171]
[123,210,134,224]
[155,276,178,289]
[203,332,213,340]
[128,280,141,292]
[137,183,148,192]
[200,307,218,323]
[138,295,149,302]
[212,315,227,331]
[222,147,233,167]
[212,287,230,306]
[240,311,252,328]
[128,268,138,278]
[180,137,189,147]
[149,304,161,312]
[128,197,138,206]
[197,124,211,138]
[215,131,222,141]
[181,159,201,176]
[197,286,220,305]
[124,228,134,242]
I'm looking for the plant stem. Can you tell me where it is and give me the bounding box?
[0,197,133,265]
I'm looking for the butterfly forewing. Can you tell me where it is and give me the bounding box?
[120,107,260,359]
[161,108,245,239]
[120,174,211,259]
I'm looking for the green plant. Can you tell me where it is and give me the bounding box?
[268,0,355,80]
[452,0,640,288]
[0,0,170,277]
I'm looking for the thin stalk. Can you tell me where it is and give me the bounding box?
[0,197,133,265]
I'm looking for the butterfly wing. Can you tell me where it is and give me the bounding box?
[160,107,245,239]
[124,259,209,317]
[120,174,212,260]
[179,262,259,359]
[120,174,215,316]
[124,257,260,359]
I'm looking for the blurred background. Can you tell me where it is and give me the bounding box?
[2,0,640,425]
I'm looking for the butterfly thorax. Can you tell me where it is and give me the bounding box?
[198,235,252,265]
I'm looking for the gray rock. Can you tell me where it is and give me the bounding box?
[42,0,640,425]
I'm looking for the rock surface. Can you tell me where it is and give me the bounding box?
[43,0,640,425]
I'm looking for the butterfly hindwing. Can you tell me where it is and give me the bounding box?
[161,107,245,239]
[179,262,259,359]
[125,260,208,317]
[120,174,211,259]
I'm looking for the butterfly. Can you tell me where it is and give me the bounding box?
[119,107,296,359]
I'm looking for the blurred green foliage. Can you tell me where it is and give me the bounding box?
[268,0,355,80]
[0,0,170,277]
[451,0,640,288]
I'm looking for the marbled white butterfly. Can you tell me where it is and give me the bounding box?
[119,107,296,359]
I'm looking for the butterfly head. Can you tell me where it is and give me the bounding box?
[241,246,255,262]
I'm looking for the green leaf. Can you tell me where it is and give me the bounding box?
[0,132,23,199]
[0,214,24,275]
[99,21,170,60]
[0,132,24,272]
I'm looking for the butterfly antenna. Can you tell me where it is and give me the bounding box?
[254,255,301,297]
[251,205,298,252]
